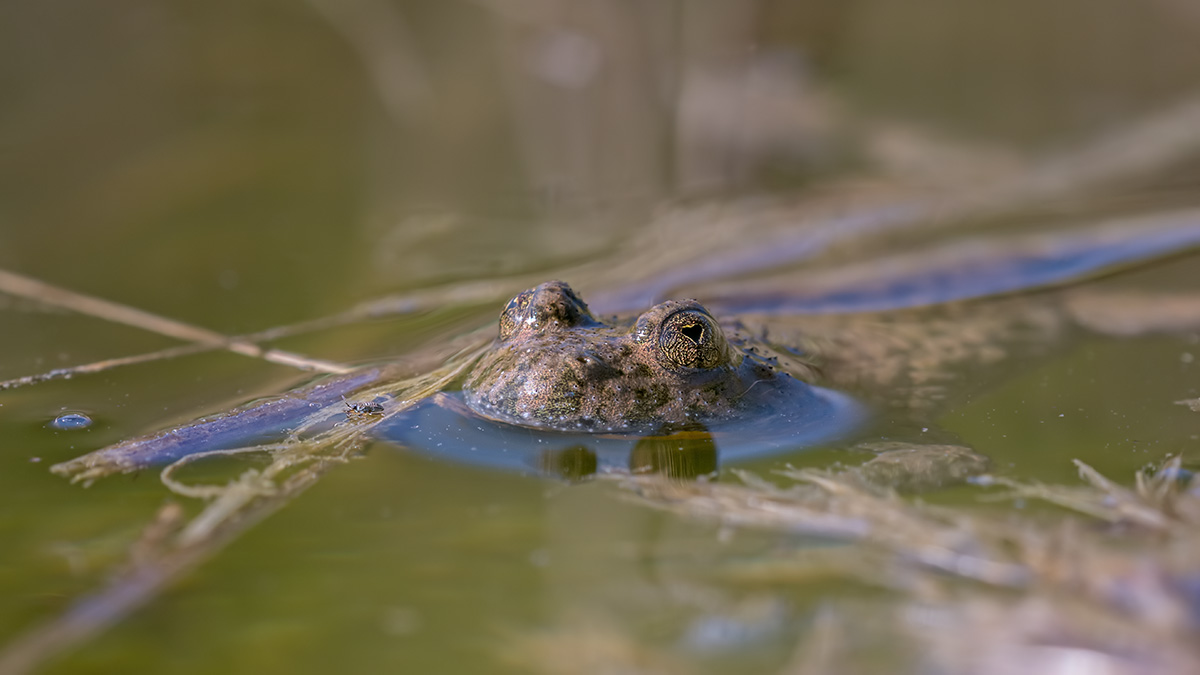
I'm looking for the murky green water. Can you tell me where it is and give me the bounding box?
[3,2,1200,674]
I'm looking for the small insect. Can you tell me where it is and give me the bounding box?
[343,398,385,417]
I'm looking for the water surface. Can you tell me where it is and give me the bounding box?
[3,3,1200,674]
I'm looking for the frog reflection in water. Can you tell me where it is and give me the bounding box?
[462,280,784,433]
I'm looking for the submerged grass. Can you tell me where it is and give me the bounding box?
[511,453,1200,674]
[0,344,487,675]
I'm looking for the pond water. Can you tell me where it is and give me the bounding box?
[3,2,1200,674]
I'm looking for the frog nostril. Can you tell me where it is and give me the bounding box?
[576,356,589,365]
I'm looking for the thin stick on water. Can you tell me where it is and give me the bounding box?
[0,276,522,390]
[0,269,353,380]
[0,269,267,351]
[0,344,215,390]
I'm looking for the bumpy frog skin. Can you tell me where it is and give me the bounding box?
[462,281,788,432]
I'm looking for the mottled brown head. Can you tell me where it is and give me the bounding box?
[462,281,779,432]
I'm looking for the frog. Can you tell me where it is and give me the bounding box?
[460,279,788,433]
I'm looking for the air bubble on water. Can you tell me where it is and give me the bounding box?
[49,412,93,430]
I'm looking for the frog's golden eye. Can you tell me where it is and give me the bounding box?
[657,309,728,370]
[499,290,533,340]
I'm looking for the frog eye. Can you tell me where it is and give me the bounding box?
[499,282,597,340]
[657,309,728,370]
[499,290,533,340]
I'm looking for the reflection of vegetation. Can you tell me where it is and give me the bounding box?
[501,455,1200,673]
